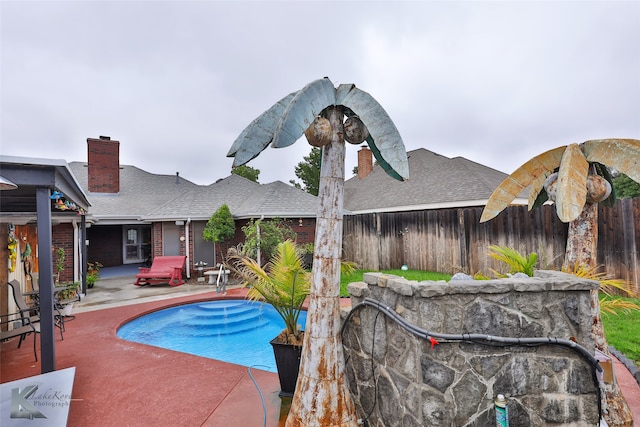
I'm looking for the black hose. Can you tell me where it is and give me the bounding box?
[342,297,603,425]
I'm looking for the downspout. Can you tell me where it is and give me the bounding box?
[72,220,79,282]
[256,214,264,266]
[185,218,191,279]
[80,215,87,295]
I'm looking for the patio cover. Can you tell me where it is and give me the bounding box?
[0,155,90,374]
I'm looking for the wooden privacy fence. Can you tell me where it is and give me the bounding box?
[342,198,640,295]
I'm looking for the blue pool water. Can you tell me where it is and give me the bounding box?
[117,300,307,372]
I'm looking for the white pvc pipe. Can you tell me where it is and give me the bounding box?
[185,218,191,278]
[73,220,79,282]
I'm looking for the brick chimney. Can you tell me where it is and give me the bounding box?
[87,136,120,193]
[357,146,373,179]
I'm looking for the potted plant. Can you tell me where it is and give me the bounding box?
[86,273,98,289]
[301,242,314,270]
[229,239,310,397]
[86,261,103,288]
[56,282,80,316]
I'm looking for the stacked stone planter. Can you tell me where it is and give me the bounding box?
[344,271,601,426]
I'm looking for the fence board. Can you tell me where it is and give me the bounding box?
[342,199,639,295]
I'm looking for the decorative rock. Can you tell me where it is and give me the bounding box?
[450,272,473,281]
[347,281,368,297]
[420,357,455,392]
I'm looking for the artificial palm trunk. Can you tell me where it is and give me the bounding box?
[286,107,358,427]
[563,203,633,427]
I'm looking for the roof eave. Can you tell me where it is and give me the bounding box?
[345,198,528,215]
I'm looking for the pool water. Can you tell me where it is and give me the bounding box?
[117,300,307,372]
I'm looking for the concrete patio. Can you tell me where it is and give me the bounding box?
[2,283,290,426]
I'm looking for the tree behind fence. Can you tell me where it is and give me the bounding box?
[342,198,639,295]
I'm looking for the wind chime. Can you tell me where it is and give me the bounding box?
[7,224,18,272]
[51,190,86,215]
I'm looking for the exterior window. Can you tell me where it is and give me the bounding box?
[127,229,137,245]
[123,226,150,263]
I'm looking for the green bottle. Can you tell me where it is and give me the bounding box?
[495,394,509,427]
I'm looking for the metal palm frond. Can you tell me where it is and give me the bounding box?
[555,143,589,222]
[528,171,552,210]
[480,146,566,222]
[227,77,409,181]
[272,78,336,149]
[227,92,296,166]
[583,139,640,183]
[481,138,640,224]
[338,85,409,180]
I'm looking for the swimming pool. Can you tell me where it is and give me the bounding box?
[117,300,307,372]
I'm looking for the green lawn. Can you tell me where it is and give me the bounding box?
[601,295,640,368]
[340,269,451,297]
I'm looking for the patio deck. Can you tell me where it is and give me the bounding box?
[1,287,292,426]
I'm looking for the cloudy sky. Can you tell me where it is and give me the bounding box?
[2,1,638,186]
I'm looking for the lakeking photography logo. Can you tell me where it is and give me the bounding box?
[1,367,75,426]
[11,384,71,419]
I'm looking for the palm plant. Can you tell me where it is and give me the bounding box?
[488,245,538,277]
[229,240,310,344]
[565,263,638,298]
[480,139,639,427]
[227,77,408,427]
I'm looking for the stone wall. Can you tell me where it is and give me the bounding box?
[343,271,601,426]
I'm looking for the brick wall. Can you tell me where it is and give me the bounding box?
[357,147,373,179]
[152,223,163,258]
[52,223,74,283]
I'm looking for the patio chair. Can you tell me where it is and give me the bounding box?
[13,279,65,340]
[1,281,41,361]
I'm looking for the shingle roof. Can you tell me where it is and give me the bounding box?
[344,148,522,213]
[148,177,318,220]
[234,180,319,218]
[144,174,262,220]
[69,163,198,220]
[75,147,514,221]
[69,163,318,222]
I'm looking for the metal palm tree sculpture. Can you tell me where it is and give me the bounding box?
[480,139,639,270]
[228,77,409,427]
[480,138,639,427]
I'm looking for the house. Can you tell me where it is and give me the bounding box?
[68,137,199,269]
[344,147,527,213]
[142,175,319,269]
[68,136,318,277]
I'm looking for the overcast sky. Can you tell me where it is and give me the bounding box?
[2,1,638,186]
